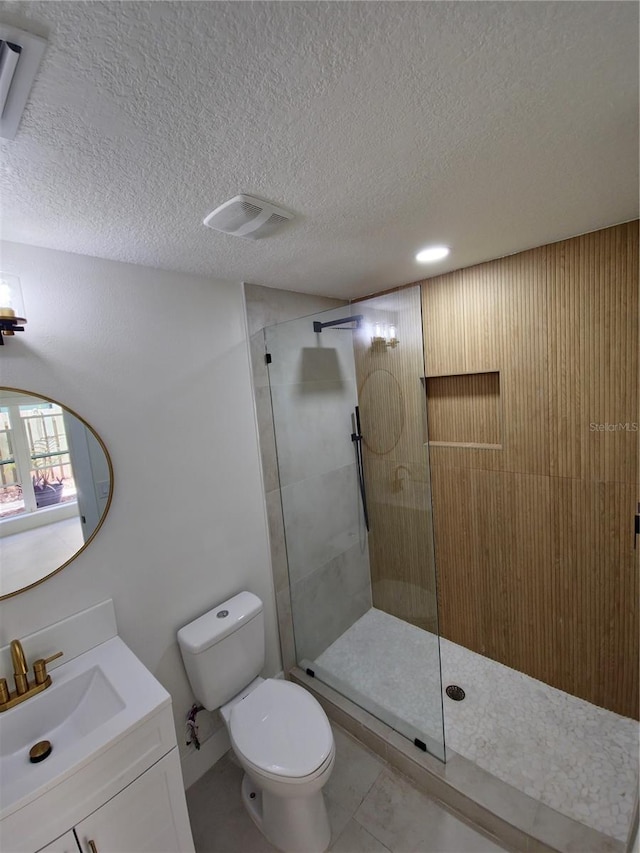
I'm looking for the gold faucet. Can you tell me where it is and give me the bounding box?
[0,640,63,712]
[11,639,29,694]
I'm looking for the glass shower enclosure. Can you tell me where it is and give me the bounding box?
[264,285,446,760]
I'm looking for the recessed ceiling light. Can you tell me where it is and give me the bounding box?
[416,246,450,263]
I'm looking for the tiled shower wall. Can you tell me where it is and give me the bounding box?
[244,284,371,670]
[421,222,639,720]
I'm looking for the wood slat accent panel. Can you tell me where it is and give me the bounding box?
[433,466,639,717]
[422,269,467,377]
[422,247,549,476]
[548,478,639,719]
[499,248,549,477]
[431,464,504,656]
[367,473,437,632]
[426,372,501,446]
[422,221,639,719]
[353,286,438,633]
[433,466,552,680]
[422,262,506,471]
[548,222,639,483]
[462,258,502,373]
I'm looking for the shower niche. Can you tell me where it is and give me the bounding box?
[425,370,502,449]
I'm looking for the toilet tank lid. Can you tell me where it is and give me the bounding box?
[177,591,263,654]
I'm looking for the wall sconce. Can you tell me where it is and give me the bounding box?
[0,273,27,344]
[371,323,399,352]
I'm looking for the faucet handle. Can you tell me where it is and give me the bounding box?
[33,651,63,685]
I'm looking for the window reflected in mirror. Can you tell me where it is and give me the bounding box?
[0,388,113,599]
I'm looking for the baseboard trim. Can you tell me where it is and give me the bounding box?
[181,726,231,791]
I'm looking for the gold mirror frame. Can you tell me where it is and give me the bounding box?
[0,387,114,600]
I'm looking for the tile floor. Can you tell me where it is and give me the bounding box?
[186,726,507,853]
[314,608,639,842]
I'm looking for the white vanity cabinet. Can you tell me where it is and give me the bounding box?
[34,748,193,853]
[30,739,194,853]
[73,749,193,853]
[1,634,195,853]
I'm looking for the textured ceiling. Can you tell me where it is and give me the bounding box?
[0,1,637,298]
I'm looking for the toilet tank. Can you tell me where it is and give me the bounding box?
[177,591,265,711]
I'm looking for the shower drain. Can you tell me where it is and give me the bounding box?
[445,684,466,701]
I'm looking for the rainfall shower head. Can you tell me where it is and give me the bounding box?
[313,314,363,333]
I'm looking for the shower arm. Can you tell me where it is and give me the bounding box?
[313,315,363,333]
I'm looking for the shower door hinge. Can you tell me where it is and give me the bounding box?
[265,353,272,364]
[305,667,315,678]
[413,738,427,752]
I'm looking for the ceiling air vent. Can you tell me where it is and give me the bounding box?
[203,195,294,239]
[0,23,47,140]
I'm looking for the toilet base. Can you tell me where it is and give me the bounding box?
[241,772,331,853]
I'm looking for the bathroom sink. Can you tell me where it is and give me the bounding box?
[1,665,125,796]
[0,636,171,819]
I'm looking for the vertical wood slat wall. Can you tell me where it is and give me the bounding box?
[421,221,639,719]
[353,287,439,633]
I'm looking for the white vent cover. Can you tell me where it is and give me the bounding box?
[203,194,294,239]
[0,23,47,140]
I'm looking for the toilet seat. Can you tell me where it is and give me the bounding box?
[228,679,334,779]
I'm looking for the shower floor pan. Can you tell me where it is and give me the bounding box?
[313,608,638,842]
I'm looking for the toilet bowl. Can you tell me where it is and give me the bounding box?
[222,677,335,852]
[177,591,335,853]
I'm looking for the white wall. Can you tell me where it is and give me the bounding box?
[0,241,280,780]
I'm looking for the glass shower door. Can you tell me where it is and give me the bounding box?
[265,288,445,760]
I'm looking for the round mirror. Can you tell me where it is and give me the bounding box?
[0,388,113,599]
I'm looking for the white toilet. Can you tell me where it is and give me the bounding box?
[177,591,335,853]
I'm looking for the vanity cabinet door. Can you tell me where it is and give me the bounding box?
[74,749,194,853]
[37,831,80,853]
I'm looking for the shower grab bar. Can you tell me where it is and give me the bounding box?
[313,314,363,333]
[351,405,370,532]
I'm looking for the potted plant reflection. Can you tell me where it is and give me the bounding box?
[31,436,66,508]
